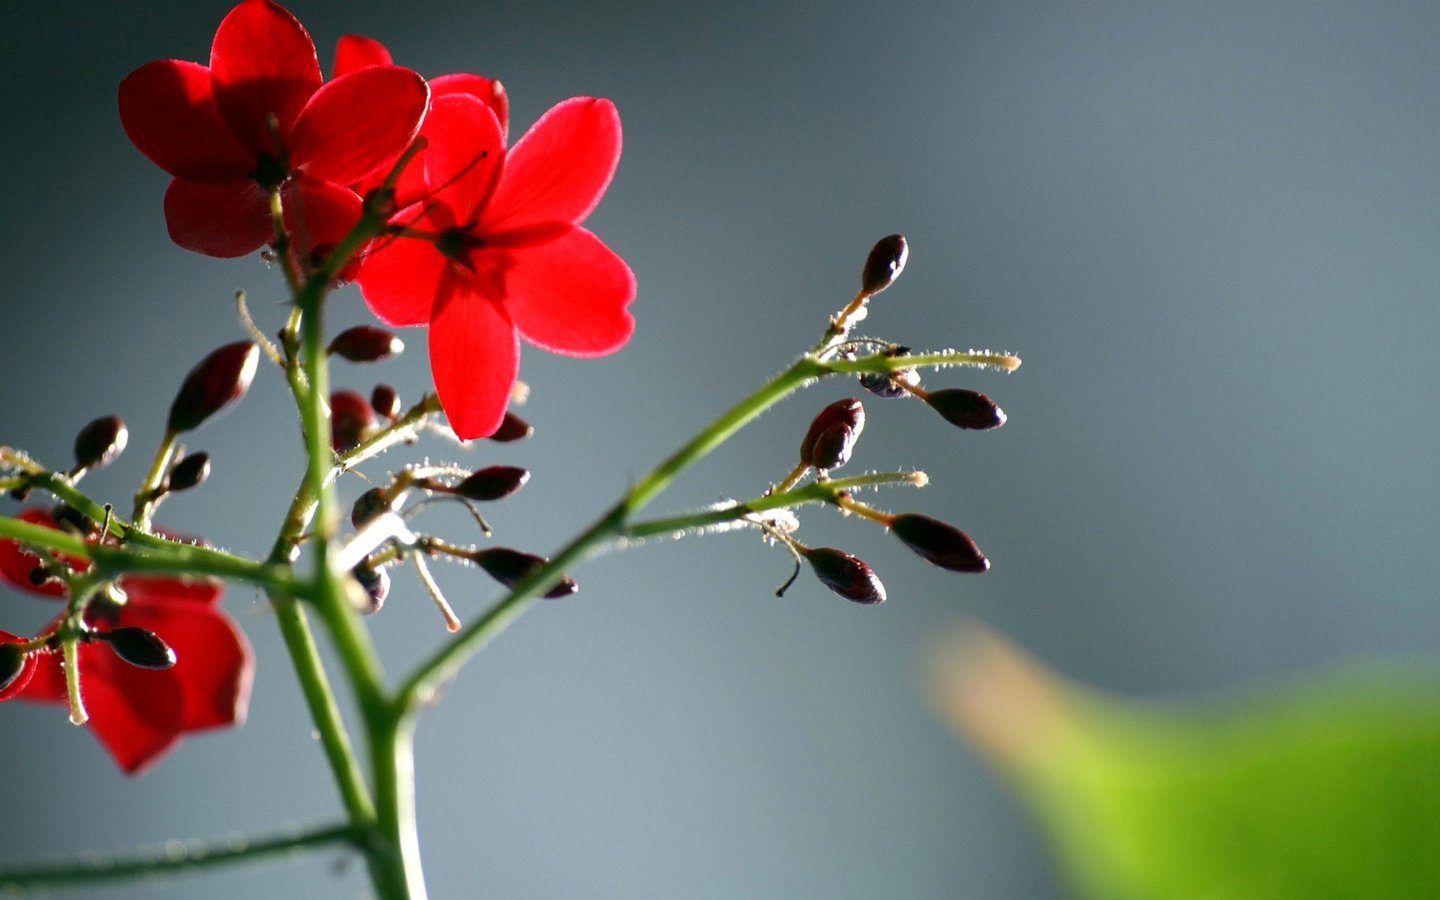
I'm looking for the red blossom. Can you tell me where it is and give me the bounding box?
[332,34,509,212]
[118,0,428,259]
[0,511,253,776]
[356,94,635,439]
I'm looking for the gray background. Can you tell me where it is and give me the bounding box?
[3,1,1439,897]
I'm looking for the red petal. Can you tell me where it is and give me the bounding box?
[422,94,506,222]
[501,228,636,356]
[210,0,322,155]
[76,644,186,776]
[0,509,83,598]
[332,34,392,78]
[164,178,272,258]
[0,631,36,702]
[429,271,519,440]
[432,73,509,137]
[282,177,363,268]
[118,60,255,183]
[358,233,448,327]
[288,66,428,185]
[119,573,223,606]
[478,97,621,235]
[119,600,253,732]
[18,633,184,775]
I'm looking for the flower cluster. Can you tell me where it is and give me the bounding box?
[119,0,634,440]
[0,509,253,775]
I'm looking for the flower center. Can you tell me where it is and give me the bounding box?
[435,227,485,265]
[250,151,289,190]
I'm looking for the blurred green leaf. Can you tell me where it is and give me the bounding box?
[927,628,1440,899]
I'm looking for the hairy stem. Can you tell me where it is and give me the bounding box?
[0,823,359,890]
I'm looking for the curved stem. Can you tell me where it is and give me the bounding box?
[396,355,827,709]
[0,823,359,890]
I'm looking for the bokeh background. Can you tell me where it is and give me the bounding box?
[3,1,1439,897]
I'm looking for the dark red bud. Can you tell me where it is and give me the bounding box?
[453,466,529,502]
[167,341,260,433]
[0,643,29,695]
[331,390,377,452]
[924,389,1006,430]
[328,326,404,362]
[858,345,919,399]
[73,415,128,472]
[889,513,989,572]
[371,384,401,420]
[352,562,390,614]
[471,548,577,599]
[799,398,865,467]
[861,234,908,296]
[103,627,177,669]
[806,547,887,604]
[167,452,211,492]
[51,503,97,537]
[810,422,858,471]
[351,487,392,528]
[488,411,534,443]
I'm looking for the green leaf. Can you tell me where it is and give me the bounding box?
[927,628,1440,899]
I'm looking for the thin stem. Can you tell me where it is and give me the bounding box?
[621,471,924,543]
[131,428,178,532]
[0,512,304,598]
[0,823,359,890]
[397,355,828,709]
[268,589,377,830]
[62,630,86,725]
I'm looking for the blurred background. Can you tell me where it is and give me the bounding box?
[3,1,1439,897]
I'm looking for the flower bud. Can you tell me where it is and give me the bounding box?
[471,548,577,599]
[0,637,34,700]
[858,345,920,399]
[167,452,211,492]
[327,325,404,362]
[331,390,377,452]
[167,341,260,433]
[351,487,392,528]
[925,389,1006,431]
[352,561,390,615]
[810,422,858,471]
[889,513,989,572]
[102,627,177,670]
[488,411,534,443]
[806,547,887,604]
[51,503,97,537]
[371,384,401,420]
[861,234,908,296]
[799,398,865,468]
[73,415,128,472]
[453,466,529,502]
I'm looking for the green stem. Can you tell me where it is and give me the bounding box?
[287,222,416,897]
[0,823,359,890]
[269,590,377,831]
[131,428,178,532]
[396,355,828,708]
[620,471,923,543]
[395,344,1017,707]
[0,512,303,598]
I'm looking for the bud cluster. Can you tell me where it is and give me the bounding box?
[754,234,1009,604]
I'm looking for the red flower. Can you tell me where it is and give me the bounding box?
[356,94,635,439]
[331,34,509,210]
[0,510,253,776]
[118,0,428,259]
